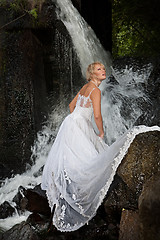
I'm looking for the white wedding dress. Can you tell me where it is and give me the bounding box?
[41,88,160,232]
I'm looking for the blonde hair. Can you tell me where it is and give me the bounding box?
[86,62,105,81]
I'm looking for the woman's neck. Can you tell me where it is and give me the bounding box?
[90,80,100,87]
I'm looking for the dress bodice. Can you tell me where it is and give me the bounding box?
[72,88,95,121]
[76,88,95,108]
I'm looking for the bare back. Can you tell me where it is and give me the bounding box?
[79,83,95,97]
[69,82,100,112]
[76,84,96,108]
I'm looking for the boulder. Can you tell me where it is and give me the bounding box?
[103,174,137,230]
[24,185,51,216]
[138,173,160,240]
[0,221,40,240]
[104,174,137,212]
[13,184,50,216]
[117,131,160,197]
[0,201,15,219]
[119,209,140,240]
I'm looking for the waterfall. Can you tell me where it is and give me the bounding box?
[0,0,153,231]
[54,0,112,78]
[54,0,152,144]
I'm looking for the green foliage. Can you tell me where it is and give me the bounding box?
[112,0,160,58]
[28,8,38,19]
[0,0,7,7]
[0,0,44,19]
[0,0,28,11]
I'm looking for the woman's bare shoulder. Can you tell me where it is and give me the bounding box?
[92,87,101,94]
[80,83,88,91]
[79,83,89,94]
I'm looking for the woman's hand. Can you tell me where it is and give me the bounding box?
[98,131,104,139]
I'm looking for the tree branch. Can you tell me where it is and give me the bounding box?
[0,13,27,32]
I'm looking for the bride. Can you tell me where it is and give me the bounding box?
[41,62,159,232]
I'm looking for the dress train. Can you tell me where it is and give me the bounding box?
[41,90,160,231]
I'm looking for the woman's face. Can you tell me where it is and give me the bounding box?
[92,64,106,81]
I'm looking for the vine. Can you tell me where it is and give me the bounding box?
[0,0,46,30]
[0,0,45,19]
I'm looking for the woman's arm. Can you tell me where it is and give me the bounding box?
[91,88,104,138]
[69,92,79,113]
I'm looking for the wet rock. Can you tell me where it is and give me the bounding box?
[119,209,140,240]
[138,172,160,240]
[0,215,115,240]
[12,184,50,217]
[12,184,50,216]
[0,221,40,240]
[0,201,15,219]
[102,175,138,239]
[104,174,138,224]
[27,212,45,224]
[24,185,51,216]
[0,0,82,179]
[26,212,49,236]
[0,164,10,180]
[144,61,160,126]
[12,186,26,210]
[117,131,160,197]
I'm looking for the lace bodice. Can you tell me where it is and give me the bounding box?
[76,88,95,108]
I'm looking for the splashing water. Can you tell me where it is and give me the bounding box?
[0,99,69,231]
[0,0,154,231]
[54,0,112,78]
[101,64,152,144]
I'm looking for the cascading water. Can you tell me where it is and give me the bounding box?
[0,0,155,231]
[54,0,112,78]
[54,0,152,144]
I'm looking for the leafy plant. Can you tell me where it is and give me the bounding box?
[28,8,38,19]
[0,0,45,19]
[112,0,160,58]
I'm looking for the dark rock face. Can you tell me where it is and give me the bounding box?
[144,61,160,126]
[0,0,82,179]
[0,201,15,219]
[80,0,112,52]
[0,221,40,240]
[105,174,138,211]
[24,185,51,216]
[119,210,140,240]
[104,174,138,226]
[0,28,47,177]
[116,130,160,239]
[138,173,160,240]
[12,184,51,216]
[117,131,160,197]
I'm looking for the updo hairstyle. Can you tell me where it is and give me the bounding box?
[86,62,104,81]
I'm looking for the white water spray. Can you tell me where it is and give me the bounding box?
[101,64,152,144]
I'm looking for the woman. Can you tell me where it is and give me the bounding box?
[41,62,158,232]
[69,61,106,138]
[41,62,109,231]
